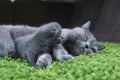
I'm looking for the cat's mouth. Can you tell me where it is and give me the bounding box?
[91,48,97,53]
[52,36,62,45]
[83,47,97,54]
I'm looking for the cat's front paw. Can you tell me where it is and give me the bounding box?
[36,60,49,68]
[59,55,74,62]
[36,53,52,68]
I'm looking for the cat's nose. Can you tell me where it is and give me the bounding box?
[85,44,89,48]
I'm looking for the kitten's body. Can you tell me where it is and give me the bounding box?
[14,22,62,67]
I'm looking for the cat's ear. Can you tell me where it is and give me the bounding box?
[81,21,91,30]
[96,44,105,51]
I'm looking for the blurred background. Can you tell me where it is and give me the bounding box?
[0,0,120,42]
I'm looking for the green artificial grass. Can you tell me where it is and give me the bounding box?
[0,42,120,80]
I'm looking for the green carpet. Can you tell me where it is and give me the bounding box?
[0,42,120,80]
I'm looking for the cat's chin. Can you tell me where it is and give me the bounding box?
[83,48,94,54]
[54,37,62,44]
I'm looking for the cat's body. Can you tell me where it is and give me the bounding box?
[0,26,15,57]
[0,25,38,57]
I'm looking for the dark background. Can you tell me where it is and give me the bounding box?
[0,0,120,42]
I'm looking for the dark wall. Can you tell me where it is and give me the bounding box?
[13,0,74,27]
[0,0,12,24]
[70,0,105,31]
[0,0,74,27]
[93,0,120,42]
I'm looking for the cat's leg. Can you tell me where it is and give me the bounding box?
[25,51,37,66]
[53,44,74,62]
[36,53,52,68]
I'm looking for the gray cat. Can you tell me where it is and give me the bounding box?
[14,22,62,67]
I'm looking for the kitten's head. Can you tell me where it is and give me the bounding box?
[66,21,105,56]
[82,21,105,54]
[66,22,89,56]
[41,22,62,46]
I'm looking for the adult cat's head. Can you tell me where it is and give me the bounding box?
[65,21,105,56]
[82,21,105,54]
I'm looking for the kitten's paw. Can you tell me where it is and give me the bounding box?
[36,60,49,68]
[36,53,52,68]
[59,55,74,62]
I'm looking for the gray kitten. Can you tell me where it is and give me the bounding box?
[14,22,62,67]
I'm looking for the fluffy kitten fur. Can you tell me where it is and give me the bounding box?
[14,22,62,67]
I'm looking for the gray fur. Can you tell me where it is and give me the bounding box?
[3,25,37,40]
[9,21,105,63]
[53,44,73,62]
[8,24,74,63]
[10,25,37,40]
[36,53,52,68]
[0,25,37,57]
[0,26,15,57]
[0,21,105,66]
[14,22,62,67]
[61,21,105,55]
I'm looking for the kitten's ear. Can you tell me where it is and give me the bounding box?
[96,44,105,51]
[81,21,91,30]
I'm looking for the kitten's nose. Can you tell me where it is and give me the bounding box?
[85,44,89,48]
